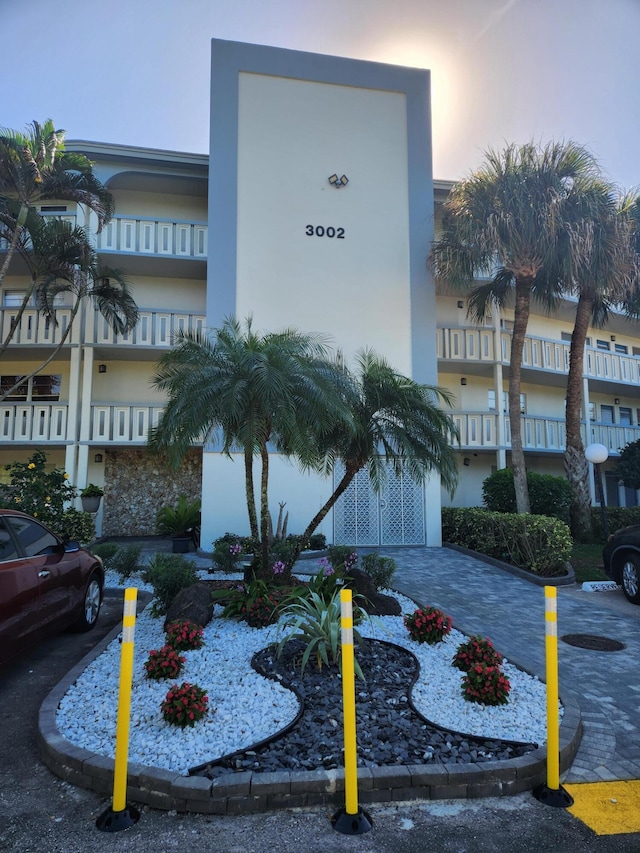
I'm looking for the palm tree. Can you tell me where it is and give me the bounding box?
[149,317,351,576]
[563,188,640,540]
[0,219,138,402]
[288,349,459,566]
[430,141,603,513]
[0,119,114,352]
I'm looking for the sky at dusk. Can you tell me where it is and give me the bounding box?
[3,0,639,186]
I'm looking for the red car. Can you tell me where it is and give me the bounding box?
[0,509,103,665]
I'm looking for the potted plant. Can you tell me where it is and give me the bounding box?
[80,483,104,513]
[156,495,201,553]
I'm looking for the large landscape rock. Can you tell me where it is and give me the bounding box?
[163,582,214,630]
[345,568,402,617]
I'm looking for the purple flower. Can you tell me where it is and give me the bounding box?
[272,560,286,575]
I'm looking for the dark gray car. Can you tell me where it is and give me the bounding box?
[602,523,640,604]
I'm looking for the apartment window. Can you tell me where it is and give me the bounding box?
[2,291,32,308]
[589,402,596,421]
[561,332,572,342]
[488,389,496,411]
[0,375,61,402]
[503,391,526,413]
[596,339,610,351]
[600,405,614,424]
[619,407,632,426]
[615,343,628,354]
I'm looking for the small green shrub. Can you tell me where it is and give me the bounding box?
[326,546,358,574]
[91,542,120,569]
[142,554,198,616]
[144,645,186,680]
[156,494,200,537]
[404,607,452,645]
[360,553,397,591]
[442,507,572,577]
[110,543,142,582]
[165,620,205,651]
[461,664,511,706]
[452,636,503,671]
[482,468,572,523]
[308,533,327,550]
[161,682,208,728]
[212,533,244,572]
[56,509,95,544]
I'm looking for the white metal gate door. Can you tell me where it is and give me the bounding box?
[333,461,425,546]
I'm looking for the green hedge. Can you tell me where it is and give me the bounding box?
[481,468,572,523]
[442,507,572,577]
[591,506,640,540]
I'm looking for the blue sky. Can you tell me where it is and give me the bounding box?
[3,0,639,185]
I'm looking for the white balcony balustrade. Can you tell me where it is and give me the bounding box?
[0,404,68,442]
[90,404,166,443]
[92,310,206,347]
[95,216,207,259]
[0,308,76,347]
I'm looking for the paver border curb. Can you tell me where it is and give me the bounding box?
[38,592,582,814]
[443,543,577,586]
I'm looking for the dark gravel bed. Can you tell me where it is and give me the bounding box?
[193,638,537,778]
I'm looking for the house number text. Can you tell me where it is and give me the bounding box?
[305,225,345,239]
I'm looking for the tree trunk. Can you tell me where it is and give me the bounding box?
[258,438,271,576]
[243,445,259,541]
[0,204,27,291]
[564,294,594,540]
[509,277,532,514]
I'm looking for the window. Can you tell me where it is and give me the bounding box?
[0,375,61,402]
[619,407,632,426]
[589,402,596,421]
[596,339,610,351]
[600,405,614,424]
[615,343,628,354]
[2,291,32,308]
[0,519,19,562]
[502,391,526,413]
[6,516,58,556]
[488,389,496,411]
[561,332,572,342]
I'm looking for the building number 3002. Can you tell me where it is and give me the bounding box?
[305,225,345,238]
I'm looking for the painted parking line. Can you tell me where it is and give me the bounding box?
[564,781,640,835]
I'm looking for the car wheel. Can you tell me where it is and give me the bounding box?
[621,555,640,604]
[73,570,103,631]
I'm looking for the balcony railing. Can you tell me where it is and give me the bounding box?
[92,309,206,347]
[0,404,68,442]
[89,404,167,443]
[95,215,207,259]
[0,308,77,347]
[438,325,640,386]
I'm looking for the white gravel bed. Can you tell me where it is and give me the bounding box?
[56,579,553,776]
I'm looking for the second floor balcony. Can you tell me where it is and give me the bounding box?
[95,215,207,260]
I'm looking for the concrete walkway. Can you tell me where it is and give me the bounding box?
[382,546,640,785]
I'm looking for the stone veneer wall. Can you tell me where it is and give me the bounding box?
[101,448,202,537]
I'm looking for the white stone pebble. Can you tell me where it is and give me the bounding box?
[56,580,554,776]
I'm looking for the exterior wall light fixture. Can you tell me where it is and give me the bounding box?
[328,174,349,187]
[94,453,104,463]
[98,364,107,373]
[614,398,620,405]
[460,377,467,385]
[463,458,471,466]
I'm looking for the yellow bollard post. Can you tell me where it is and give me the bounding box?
[331,589,373,835]
[533,586,573,808]
[96,587,141,832]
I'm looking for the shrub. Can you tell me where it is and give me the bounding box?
[56,508,95,544]
[482,468,572,523]
[165,620,204,651]
[276,589,368,678]
[161,682,208,728]
[441,507,572,577]
[326,546,358,574]
[110,543,142,582]
[144,645,186,680]
[591,506,640,541]
[142,554,198,616]
[461,663,511,706]
[91,542,120,569]
[242,592,282,628]
[308,533,327,551]
[156,494,201,537]
[212,533,244,572]
[1,450,76,532]
[360,553,397,591]
[404,606,452,645]
[452,636,503,671]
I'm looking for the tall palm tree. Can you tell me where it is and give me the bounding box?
[0,219,138,402]
[0,119,114,351]
[430,141,603,513]
[149,317,351,576]
[288,349,459,566]
[563,188,640,540]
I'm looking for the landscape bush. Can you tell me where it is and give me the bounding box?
[55,508,95,545]
[460,663,511,706]
[404,606,452,645]
[109,543,142,582]
[165,620,204,651]
[91,542,120,569]
[144,645,186,680]
[161,682,208,728]
[452,635,503,671]
[360,553,397,591]
[482,467,572,523]
[142,553,198,616]
[590,506,640,540]
[441,507,572,576]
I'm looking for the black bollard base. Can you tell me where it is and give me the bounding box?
[533,783,574,808]
[96,803,141,832]
[331,806,373,835]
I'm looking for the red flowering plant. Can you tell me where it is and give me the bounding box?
[144,645,186,680]
[461,663,511,706]
[452,635,503,672]
[165,620,205,652]
[404,606,452,645]
[161,682,209,728]
[242,591,282,628]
